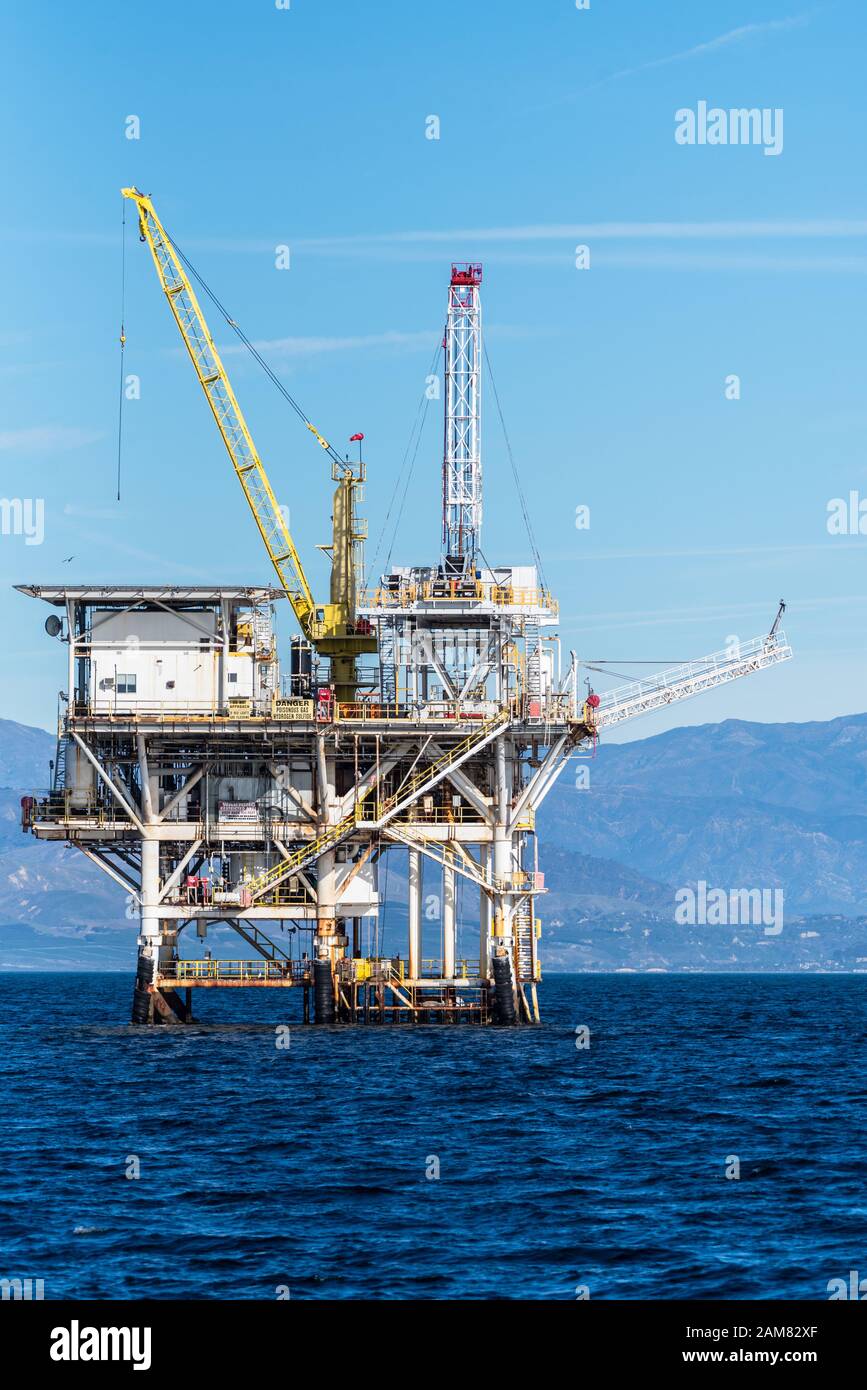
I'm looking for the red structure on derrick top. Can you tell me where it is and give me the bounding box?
[450,263,483,287]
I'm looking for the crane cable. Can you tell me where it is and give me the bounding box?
[364,340,441,586]
[116,199,127,501]
[164,229,351,475]
[483,342,547,590]
[583,659,698,683]
[584,662,672,683]
[383,343,441,573]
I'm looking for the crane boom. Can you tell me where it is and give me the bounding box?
[587,629,793,732]
[121,187,319,638]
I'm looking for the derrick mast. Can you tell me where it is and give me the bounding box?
[442,263,483,577]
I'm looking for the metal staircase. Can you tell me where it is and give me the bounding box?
[225,919,294,964]
[512,896,537,982]
[242,805,366,903]
[379,618,397,705]
[252,612,272,654]
[375,710,509,824]
[241,711,510,901]
[384,824,488,890]
[53,734,68,794]
[525,621,541,700]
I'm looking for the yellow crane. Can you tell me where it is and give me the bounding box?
[121,186,375,701]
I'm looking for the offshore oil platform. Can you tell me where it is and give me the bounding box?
[17,190,793,1025]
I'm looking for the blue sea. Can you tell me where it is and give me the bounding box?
[1,972,864,1300]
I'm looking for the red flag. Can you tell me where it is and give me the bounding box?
[350,432,364,441]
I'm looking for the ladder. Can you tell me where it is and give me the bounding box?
[379,618,397,705]
[241,711,509,900]
[252,612,272,655]
[375,711,509,824]
[242,805,365,902]
[53,735,68,794]
[525,621,541,699]
[225,919,295,965]
[512,896,537,982]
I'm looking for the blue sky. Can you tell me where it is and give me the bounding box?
[1,0,866,736]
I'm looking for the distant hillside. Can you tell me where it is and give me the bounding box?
[539,714,867,917]
[1,713,866,971]
[0,719,54,789]
[0,722,129,966]
[541,909,867,973]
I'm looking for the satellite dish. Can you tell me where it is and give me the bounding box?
[44,614,62,638]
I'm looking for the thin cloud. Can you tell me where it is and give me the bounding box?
[587,14,812,92]
[216,324,534,358]
[596,252,867,274]
[7,217,867,259]
[290,219,867,249]
[0,360,74,377]
[0,426,104,453]
[312,248,867,275]
[219,329,437,358]
[70,529,212,579]
[63,503,129,522]
[555,541,867,564]
[563,593,867,634]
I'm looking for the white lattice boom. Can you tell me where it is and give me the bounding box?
[592,632,793,731]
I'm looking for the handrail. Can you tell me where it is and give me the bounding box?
[240,801,369,900]
[359,582,558,612]
[160,959,308,982]
[61,699,521,724]
[376,710,509,819]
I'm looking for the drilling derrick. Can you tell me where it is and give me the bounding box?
[442,264,483,576]
[17,229,793,1028]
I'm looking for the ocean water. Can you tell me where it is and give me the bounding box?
[1,972,865,1301]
